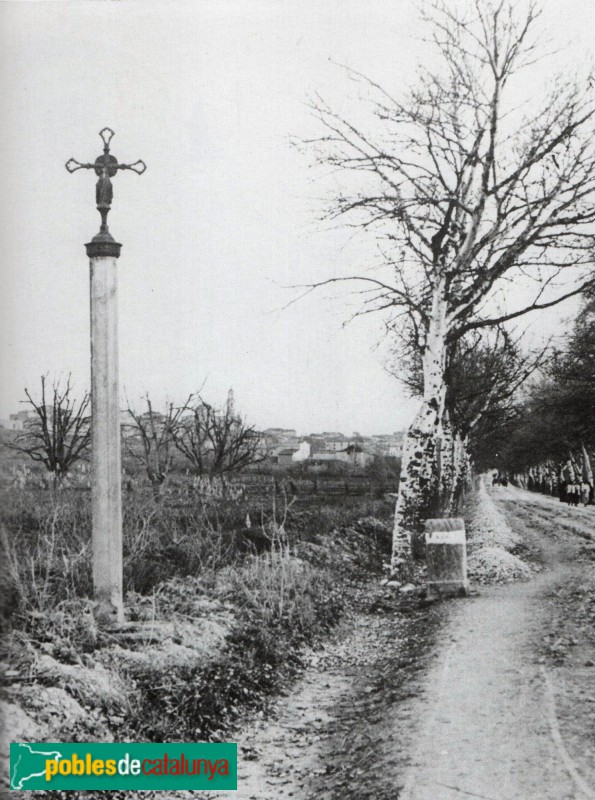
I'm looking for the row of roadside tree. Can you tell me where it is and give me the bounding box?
[301,0,595,576]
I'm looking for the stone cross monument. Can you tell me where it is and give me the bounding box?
[66,128,146,623]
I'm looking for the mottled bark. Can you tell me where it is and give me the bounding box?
[392,288,448,574]
[581,442,593,485]
[438,409,455,517]
[448,433,470,516]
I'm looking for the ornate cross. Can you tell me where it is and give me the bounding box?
[66,128,146,233]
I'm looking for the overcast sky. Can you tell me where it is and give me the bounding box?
[1,0,593,435]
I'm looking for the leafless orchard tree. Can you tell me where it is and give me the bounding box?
[303,0,595,574]
[173,390,263,480]
[123,394,190,498]
[7,375,91,485]
[125,390,262,494]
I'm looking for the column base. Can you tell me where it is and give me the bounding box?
[93,589,124,626]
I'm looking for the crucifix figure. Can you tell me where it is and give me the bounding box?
[66,127,146,234]
[66,129,146,625]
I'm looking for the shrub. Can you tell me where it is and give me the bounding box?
[2,477,395,744]
[131,546,344,741]
[1,488,92,620]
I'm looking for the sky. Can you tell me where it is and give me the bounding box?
[1,0,593,435]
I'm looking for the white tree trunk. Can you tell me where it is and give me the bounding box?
[448,432,469,515]
[581,442,593,485]
[438,409,455,517]
[391,284,448,574]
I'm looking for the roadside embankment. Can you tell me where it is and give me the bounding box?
[464,476,536,584]
[0,484,394,796]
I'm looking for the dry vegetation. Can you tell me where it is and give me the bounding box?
[0,472,394,764]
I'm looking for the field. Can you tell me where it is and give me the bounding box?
[0,463,397,768]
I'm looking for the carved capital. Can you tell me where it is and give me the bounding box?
[85,232,122,259]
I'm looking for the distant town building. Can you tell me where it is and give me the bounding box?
[2,405,405,469]
[269,440,311,465]
[263,428,298,443]
[311,449,349,463]
[275,449,296,466]
[344,444,374,468]
[8,410,40,431]
[388,442,404,457]
[292,441,311,462]
[326,436,349,452]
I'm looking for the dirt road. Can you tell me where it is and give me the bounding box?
[213,486,595,800]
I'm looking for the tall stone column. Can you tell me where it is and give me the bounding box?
[86,231,123,624]
[66,128,145,624]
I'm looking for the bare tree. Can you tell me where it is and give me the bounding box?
[491,292,595,488]
[390,325,545,516]
[172,402,211,477]
[443,328,545,512]
[304,0,595,573]
[123,394,190,498]
[7,375,91,485]
[173,390,263,480]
